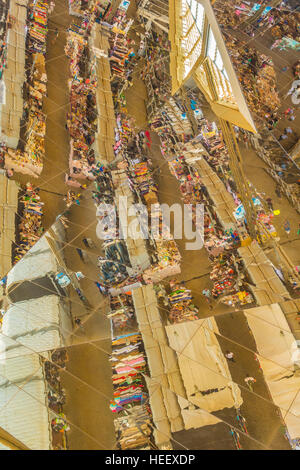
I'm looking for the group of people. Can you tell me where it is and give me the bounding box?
[110,330,153,449]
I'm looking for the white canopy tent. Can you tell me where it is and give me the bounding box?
[0,295,70,359]
[7,235,58,287]
[0,353,52,450]
[166,318,243,416]
[244,304,300,440]
[0,173,19,278]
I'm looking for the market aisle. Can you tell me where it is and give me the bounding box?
[215,310,290,450]
[125,62,231,317]
[41,0,72,229]
[59,191,116,450]
[40,1,115,450]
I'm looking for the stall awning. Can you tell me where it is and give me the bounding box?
[166,318,243,414]
[7,235,59,287]
[0,295,63,359]
[0,354,52,450]
[0,174,19,278]
[244,304,300,440]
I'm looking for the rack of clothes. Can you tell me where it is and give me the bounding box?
[28,1,49,54]
[110,328,154,449]
[4,2,49,176]
[108,292,137,333]
[167,280,199,323]
[114,406,153,450]
[42,350,69,449]
[0,0,10,80]
[14,184,44,263]
[65,1,102,182]
[110,333,147,411]
[108,8,134,84]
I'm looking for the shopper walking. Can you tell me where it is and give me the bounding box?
[244,374,256,391]
[52,28,59,44]
[74,317,85,332]
[266,197,273,211]
[202,288,213,309]
[225,351,235,362]
[76,248,85,262]
[284,219,291,236]
[275,185,282,198]
[82,237,95,248]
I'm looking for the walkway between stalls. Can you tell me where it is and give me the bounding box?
[43,5,116,450]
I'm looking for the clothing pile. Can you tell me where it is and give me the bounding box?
[108,293,136,333]
[127,156,158,208]
[4,3,49,176]
[114,406,153,450]
[108,8,134,83]
[167,281,199,323]
[28,1,49,54]
[210,252,254,307]
[143,227,182,283]
[14,184,44,263]
[65,10,99,183]
[110,332,148,413]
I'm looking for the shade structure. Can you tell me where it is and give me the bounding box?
[166,318,243,413]
[0,173,19,278]
[244,304,300,440]
[0,354,52,450]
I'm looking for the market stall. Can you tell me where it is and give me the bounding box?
[3,0,49,174]
[0,173,19,277]
[1,295,71,358]
[0,0,28,148]
[0,354,53,450]
[13,184,44,263]
[133,285,186,445]
[166,318,243,414]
